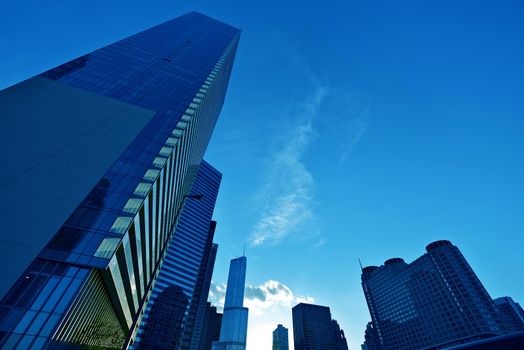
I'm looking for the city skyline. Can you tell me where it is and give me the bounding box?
[1,1,524,350]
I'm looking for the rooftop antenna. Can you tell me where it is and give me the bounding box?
[358,258,363,270]
[242,242,246,257]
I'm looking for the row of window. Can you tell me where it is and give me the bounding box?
[132,39,237,349]
[124,40,238,349]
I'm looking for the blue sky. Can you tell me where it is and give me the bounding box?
[1,1,523,349]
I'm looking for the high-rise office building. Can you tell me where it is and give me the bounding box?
[197,303,223,350]
[292,303,349,350]
[273,324,289,350]
[212,256,249,350]
[0,11,240,349]
[133,161,222,348]
[361,240,518,350]
[494,297,524,333]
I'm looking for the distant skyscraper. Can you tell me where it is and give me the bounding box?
[361,240,520,350]
[212,256,249,350]
[134,161,222,349]
[0,11,239,349]
[331,319,350,350]
[198,303,223,350]
[292,303,349,350]
[273,324,289,350]
[361,322,381,350]
[494,297,524,332]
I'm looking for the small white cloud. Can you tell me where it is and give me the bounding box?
[209,281,227,311]
[208,280,314,316]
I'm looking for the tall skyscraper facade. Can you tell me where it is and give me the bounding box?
[292,303,349,350]
[361,240,521,350]
[133,161,222,349]
[273,324,289,350]
[0,12,240,350]
[212,256,249,350]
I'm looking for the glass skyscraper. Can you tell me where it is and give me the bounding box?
[212,256,249,350]
[272,324,289,350]
[292,303,349,350]
[195,303,223,350]
[361,240,524,350]
[0,11,240,349]
[133,160,222,349]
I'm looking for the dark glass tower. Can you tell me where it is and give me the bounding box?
[273,324,289,350]
[199,303,223,350]
[331,320,349,350]
[361,240,514,350]
[292,303,349,350]
[361,322,381,350]
[0,12,239,349]
[133,161,222,349]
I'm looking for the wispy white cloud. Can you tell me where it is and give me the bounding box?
[340,114,369,164]
[249,87,327,246]
[320,88,370,165]
[247,50,370,247]
[313,238,327,247]
[335,107,370,166]
[209,280,314,315]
